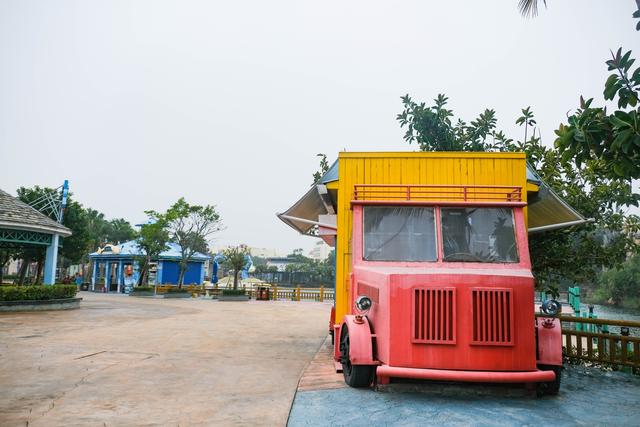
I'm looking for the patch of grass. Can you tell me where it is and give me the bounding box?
[0,285,78,301]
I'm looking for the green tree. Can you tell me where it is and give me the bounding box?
[517,0,546,17]
[396,95,640,292]
[594,254,640,309]
[161,198,222,287]
[313,153,330,184]
[397,94,501,152]
[222,245,250,290]
[85,208,108,251]
[105,218,136,244]
[136,217,170,286]
[556,3,640,180]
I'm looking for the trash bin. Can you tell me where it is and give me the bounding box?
[256,286,270,301]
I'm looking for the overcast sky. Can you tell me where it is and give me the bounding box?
[1,1,638,254]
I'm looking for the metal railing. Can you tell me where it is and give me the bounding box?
[539,314,640,369]
[174,285,335,302]
[353,184,523,203]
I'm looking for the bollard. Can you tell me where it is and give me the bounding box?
[575,311,583,332]
[320,286,324,302]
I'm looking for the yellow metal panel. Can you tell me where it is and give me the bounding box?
[333,152,528,322]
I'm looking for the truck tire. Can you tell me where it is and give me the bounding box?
[340,326,374,388]
[536,365,562,396]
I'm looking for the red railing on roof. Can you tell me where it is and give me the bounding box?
[352,184,522,203]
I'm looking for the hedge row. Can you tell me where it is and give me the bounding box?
[0,285,78,301]
[221,289,246,296]
[166,287,189,293]
[132,286,154,292]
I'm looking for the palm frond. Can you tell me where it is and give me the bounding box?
[518,0,547,18]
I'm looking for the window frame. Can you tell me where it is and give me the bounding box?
[359,205,521,265]
[362,205,439,262]
[439,206,520,264]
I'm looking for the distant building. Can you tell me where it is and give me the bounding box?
[5,259,19,275]
[211,246,282,259]
[308,241,331,261]
[248,247,281,258]
[89,240,210,293]
[266,257,298,272]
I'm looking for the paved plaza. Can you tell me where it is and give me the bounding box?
[0,293,330,426]
[2,293,640,427]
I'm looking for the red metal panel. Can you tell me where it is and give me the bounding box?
[412,288,456,344]
[357,282,379,303]
[341,315,376,365]
[376,365,555,383]
[471,288,514,346]
[536,317,563,366]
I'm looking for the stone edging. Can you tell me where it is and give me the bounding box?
[0,297,82,312]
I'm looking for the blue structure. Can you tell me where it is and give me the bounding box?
[88,240,210,293]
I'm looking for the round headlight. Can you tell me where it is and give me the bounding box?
[355,295,372,313]
[541,299,561,316]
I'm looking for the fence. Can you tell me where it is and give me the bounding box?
[166,285,335,302]
[542,314,640,369]
[262,286,334,302]
[252,272,334,287]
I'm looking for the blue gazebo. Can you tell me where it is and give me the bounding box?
[88,240,210,293]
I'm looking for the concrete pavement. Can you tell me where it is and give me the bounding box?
[289,339,640,426]
[0,292,330,426]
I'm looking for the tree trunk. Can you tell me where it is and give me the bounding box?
[34,258,44,285]
[138,265,147,286]
[178,265,186,288]
[233,270,239,290]
[18,257,31,285]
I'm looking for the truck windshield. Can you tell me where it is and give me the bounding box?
[364,207,437,261]
[441,207,518,263]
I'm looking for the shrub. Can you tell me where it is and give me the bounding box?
[0,285,78,301]
[221,289,246,296]
[594,255,640,309]
[167,287,189,293]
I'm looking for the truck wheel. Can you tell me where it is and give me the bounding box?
[536,365,562,396]
[339,326,374,388]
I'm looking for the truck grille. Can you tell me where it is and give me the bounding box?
[412,288,456,344]
[471,288,514,346]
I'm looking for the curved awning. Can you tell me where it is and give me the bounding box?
[277,158,588,235]
[525,164,589,233]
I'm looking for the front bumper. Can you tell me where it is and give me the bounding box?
[376,365,555,383]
